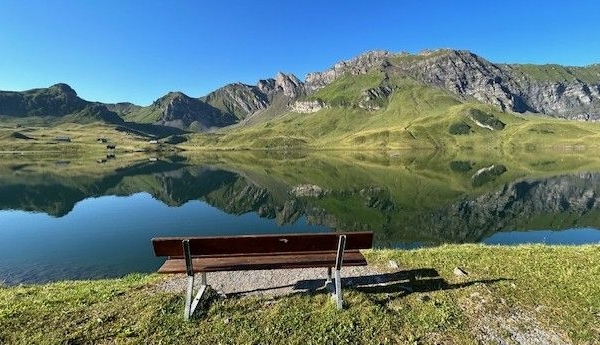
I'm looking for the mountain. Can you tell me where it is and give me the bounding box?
[0,83,124,124]
[301,49,600,120]
[116,72,306,131]
[201,72,305,124]
[2,49,600,139]
[122,91,238,131]
[188,49,600,149]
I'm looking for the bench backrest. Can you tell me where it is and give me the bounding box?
[152,232,373,257]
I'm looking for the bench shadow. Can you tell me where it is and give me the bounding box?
[225,268,510,298]
[191,268,510,319]
[296,268,510,296]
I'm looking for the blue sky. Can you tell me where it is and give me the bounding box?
[1,0,599,105]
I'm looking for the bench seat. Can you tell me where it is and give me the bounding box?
[158,250,367,273]
[151,231,374,319]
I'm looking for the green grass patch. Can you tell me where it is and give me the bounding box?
[449,122,471,135]
[1,246,598,343]
[509,63,600,84]
[307,70,385,107]
[467,109,505,130]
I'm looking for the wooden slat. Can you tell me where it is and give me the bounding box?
[152,232,373,257]
[157,250,367,273]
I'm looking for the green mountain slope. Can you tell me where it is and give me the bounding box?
[0,83,124,125]
[2,49,600,149]
[122,92,237,130]
[186,75,514,149]
[186,51,600,150]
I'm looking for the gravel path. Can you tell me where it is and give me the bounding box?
[158,265,389,297]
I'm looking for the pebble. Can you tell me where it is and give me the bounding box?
[453,267,469,277]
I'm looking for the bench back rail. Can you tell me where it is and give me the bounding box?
[152,231,373,257]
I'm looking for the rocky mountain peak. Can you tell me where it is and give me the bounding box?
[274,72,304,97]
[305,50,391,92]
[49,83,78,98]
[164,91,191,101]
[394,50,600,118]
[256,79,276,94]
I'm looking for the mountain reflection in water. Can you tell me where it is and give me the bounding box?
[1,152,599,283]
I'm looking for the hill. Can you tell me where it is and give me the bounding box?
[0,83,124,124]
[2,49,600,148]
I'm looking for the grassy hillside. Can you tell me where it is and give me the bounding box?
[508,63,600,83]
[0,122,185,156]
[1,245,598,344]
[185,72,600,151]
[121,106,163,123]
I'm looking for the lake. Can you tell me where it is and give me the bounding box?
[1,151,600,284]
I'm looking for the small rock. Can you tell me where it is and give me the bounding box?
[223,318,230,324]
[453,267,469,277]
[389,260,399,269]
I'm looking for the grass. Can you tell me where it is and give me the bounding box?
[0,122,184,157]
[1,245,598,344]
[306,70,386,107]
[508,63,600,84]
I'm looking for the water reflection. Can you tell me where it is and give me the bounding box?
[1,152,600,283]
[1,154,600,243]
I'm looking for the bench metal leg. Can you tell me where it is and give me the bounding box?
[334,269,342,309]
[183,240,209,320]
[326,267,332,284]
[184,275,194,320]
[331,235,346,310]
[184,273,209,320]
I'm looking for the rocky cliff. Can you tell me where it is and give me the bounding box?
[202,72,306,121]
[304,49,600,120]
[120,72,306,130]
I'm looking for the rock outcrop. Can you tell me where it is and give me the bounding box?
[305,50,391,92]
[290,100,327,113]
[202,72,306,123]
[391,50,600,120]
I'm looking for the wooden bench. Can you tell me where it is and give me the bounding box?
[151,231,374,319]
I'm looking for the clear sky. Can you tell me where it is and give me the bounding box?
[1,0,599,105]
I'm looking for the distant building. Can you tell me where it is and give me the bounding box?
[54,136,71,142]
[149,140,158,144]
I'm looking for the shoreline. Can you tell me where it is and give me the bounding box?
[1,244,598,343]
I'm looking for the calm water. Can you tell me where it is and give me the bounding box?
[1,153,600,284]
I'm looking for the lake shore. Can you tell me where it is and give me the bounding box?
[1,244,598,344]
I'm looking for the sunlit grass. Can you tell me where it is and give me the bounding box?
[1,246,598,344]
